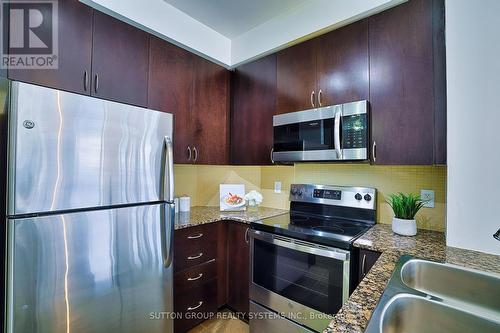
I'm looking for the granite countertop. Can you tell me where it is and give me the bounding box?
[174,206,288,229]
[327,224,500,333]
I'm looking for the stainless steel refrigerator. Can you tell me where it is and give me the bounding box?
[1,80,175,333]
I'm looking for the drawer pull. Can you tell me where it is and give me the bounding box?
[187,233,204,239]
[187,301,203,311]
[187,252,203,260]
[187,273,203,281]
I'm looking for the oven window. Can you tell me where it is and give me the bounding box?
[274,119,334,152]
[252,239,346,314]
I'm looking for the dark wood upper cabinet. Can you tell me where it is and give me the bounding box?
[91,11,149,107]
[369,0,446,164]
[317,19,369,106]
[231,54,276,165]
[148,36,194,164]
[192,57,230,165]
[276,19,369,115]
[276,39,317,114]
[227,222,250,315]
[8,0,93,94]
[148,38,229,165]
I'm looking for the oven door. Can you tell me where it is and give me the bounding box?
[272,105,342,162]
[249,230,350,332]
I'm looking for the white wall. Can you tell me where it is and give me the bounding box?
[446,0,500,255]
[231,0,404,66]
[81,0,232,66]
[81,0,404,68]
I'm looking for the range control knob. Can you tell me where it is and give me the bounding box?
[364,194,372,202]
[355,193,362,201]
[291,187,298,195]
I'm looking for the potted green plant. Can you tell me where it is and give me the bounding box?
[386,193,426,236]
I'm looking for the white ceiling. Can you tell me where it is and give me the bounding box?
[81,0,406,67]
[163,0,309,38]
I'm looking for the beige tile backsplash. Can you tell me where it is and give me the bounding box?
[174,164,446,231]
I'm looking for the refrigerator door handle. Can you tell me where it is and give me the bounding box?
[161,204,175,268]
[162,136,175,203]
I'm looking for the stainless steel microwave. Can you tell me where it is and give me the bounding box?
[272,100,369,162]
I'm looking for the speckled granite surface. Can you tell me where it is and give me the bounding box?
[327,224,500,333]
[174,206,288,230]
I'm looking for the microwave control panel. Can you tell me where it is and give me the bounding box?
[342,114,367,149]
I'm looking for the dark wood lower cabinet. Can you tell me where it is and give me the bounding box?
[217,222,228,307]
[358,249,381,283]
[174,279,218,333]
[174,224,219,333]
[227,222,250,316]
[173,221,250,332]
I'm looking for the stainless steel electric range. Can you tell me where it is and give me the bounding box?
[249,184,377,333]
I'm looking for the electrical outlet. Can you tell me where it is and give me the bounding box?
[274,181,281,193]
[421,190,435,208]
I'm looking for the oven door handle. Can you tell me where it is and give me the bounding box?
[249,230,349,261]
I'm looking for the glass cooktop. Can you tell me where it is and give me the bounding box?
[251,213,372,250]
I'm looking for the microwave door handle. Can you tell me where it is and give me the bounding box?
[162,136,174,202]
[334,109,342,159]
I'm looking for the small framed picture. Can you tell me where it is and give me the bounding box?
[220,184,246,211]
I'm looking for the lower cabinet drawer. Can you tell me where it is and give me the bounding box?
[174,259,217,295]
[174,279,218,333]
[174,224,218,271]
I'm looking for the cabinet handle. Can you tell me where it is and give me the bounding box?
[187,233,203,239]
[361,254,367,277]
[310,90,316,108]
[94,73,99,94]
[187,146,192,161]
[270,147,275,164]
[83,70,89,92]
[245,228,250,244]
[187,301,203,311]
[372,141,377,162]
[318,89,323,107]
[193,147,198,163]
[187,252,203,260]
[187,273,203,281]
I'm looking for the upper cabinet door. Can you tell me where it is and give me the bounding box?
[317,19,369,106]
[8,0,93,94]
[91,11,149,107]
[369,0,439,165]
[148,36,194,164]
[276,39,317,114]
[192,57,230,165]
[231,54,276,165]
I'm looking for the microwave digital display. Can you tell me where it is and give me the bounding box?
[342,114,367,149]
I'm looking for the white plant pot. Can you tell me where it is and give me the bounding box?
[392,217,417,236]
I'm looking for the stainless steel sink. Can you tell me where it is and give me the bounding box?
[365,255,500,333]
[381,294,500,333]
[401,258,500,318]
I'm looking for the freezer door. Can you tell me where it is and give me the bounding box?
[8,81,173,215]
[5,203,174,333]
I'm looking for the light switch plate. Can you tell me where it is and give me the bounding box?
[274,181,281,193]
[421,189,435,208]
